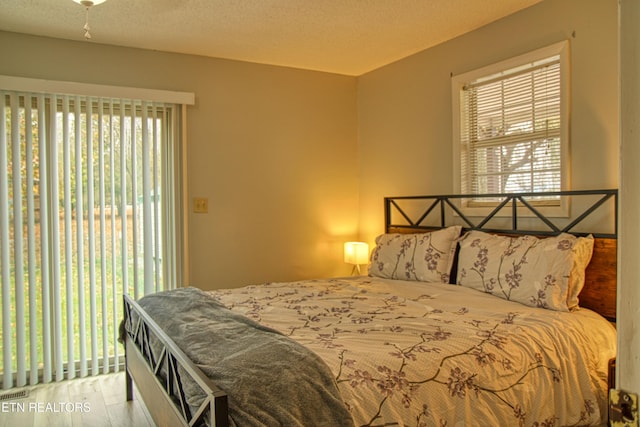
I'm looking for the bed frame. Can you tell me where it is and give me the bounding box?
[123,294,229,427]
[123,189,618,427]
[384,189,618,320]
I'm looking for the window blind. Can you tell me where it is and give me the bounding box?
[0,91,183,388]
[459,55,563,200]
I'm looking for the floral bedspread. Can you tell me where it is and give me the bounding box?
[209,277,616,427]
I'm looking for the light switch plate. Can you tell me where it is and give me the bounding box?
[193,197,208,213]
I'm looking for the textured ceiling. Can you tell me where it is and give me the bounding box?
[0,0,542,76]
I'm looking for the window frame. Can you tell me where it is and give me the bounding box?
[451,41,570,217]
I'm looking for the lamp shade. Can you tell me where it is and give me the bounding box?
[344,242,369,265]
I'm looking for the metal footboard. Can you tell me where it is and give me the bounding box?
[123,294,229,427]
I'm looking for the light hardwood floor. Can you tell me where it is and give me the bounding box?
[0,372,154,427]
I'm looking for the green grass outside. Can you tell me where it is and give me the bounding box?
[1,212,154,384]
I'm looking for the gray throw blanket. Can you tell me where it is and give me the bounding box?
[133,287,354,427]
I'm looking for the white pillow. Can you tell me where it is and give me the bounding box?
[566,234,595,310]
[369,226,462,283]
[456,231,594,311]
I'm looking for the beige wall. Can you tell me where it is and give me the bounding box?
[0,30,360,288]
[357,0,619,245]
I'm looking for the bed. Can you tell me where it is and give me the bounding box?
[122,189,618,427]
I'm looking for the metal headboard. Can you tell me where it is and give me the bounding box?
[385,189,618,239]
[384,189,618,320]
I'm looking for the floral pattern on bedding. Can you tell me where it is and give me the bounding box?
[210,277,615,427]
[369,227,461,283]
[457,231,594,312]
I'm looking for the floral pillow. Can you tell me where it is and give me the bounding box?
[369,226,462,283]
[456,230,594,311]
[565,234,595,310]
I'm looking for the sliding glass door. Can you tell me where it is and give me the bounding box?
[1,91,183,388]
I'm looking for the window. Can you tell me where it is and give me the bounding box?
[452,42,569,208]
[0,76,192,388]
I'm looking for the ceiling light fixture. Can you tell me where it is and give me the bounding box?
[72,0,108,40]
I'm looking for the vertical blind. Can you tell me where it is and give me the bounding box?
[0,91,183,388]
[459,55,562,199]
